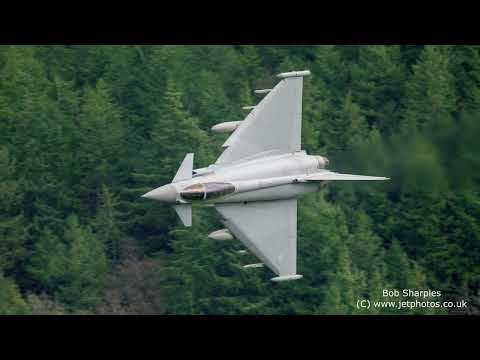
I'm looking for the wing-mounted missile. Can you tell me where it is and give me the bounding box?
[271,275,303,282]
[243,263,264,269]
[300,172,390,182]
[254,89,272,94]
[211,121,242,134]
[237,250,248,255]
[242,106,256,110]
[208,228,234,241]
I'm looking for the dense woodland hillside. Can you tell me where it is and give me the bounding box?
[0,45,479,314]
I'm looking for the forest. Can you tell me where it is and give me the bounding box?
[0,45,479,315]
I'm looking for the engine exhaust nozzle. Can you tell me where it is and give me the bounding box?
[315,156,330,169]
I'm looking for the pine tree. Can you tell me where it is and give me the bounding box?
[385,239,414,289]
[26,226,68,297]
[403,45,456,132]
[350,45,405,134]
[0,271,30,315]
[0,147,28,274]
[324,90,369,157]
[449,46,480,111]
[150,76,211,177]
[94,184,123,263]
[74,78,125,214]
[187,69,230,129]
[238,45,263,84]
[321,243,364,314]
[58,215,109,309]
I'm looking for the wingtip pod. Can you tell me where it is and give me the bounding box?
[277,70,311,79]
[271,274,303,282]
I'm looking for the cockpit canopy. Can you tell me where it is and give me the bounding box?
[180,182,235,201]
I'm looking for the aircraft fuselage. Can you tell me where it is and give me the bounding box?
[142,151,329,204]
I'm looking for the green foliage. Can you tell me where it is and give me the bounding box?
[0,146,28,273]
[26,228,67,292]
[93,184,123,262]
[26,215,109,311]
[403,45,456,131]
[0,271,30,315]
[58,215,108,309]
[0,45,479,314]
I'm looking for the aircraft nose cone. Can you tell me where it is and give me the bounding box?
[142,184,177,203]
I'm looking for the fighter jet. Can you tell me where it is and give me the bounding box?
[142,70,389,282]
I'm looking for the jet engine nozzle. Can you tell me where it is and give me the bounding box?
[315,156,330,169]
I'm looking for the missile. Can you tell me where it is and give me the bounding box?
[208,228,234,241]
[211,121,242,134]
[242,106,256,110]
[243,263,264,269]
[237,250,248,255]
[232,175,300,194]
[271,275,303,282]
[277,70,311,79]
[254,89,272,94]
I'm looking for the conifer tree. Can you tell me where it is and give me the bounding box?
[0,271,30,315]
[403,45,456,132]
[58,215,108,309]
[74,78,124,214]
[324,91,369,156]
[350,45,405,134]
[0,147,28,274]
[26,228,67,294]
[94,184,123,263]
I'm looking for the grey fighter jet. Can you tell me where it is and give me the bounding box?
[142,70,389,282]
